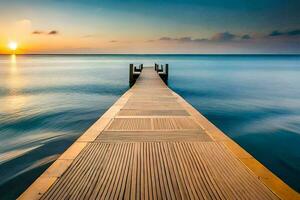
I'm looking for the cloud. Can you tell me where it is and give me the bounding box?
[241,34,251,39]
[268,30,284,37]
[48,30,58,35]
[32,30,59,36]
[158,31,239,43]
[211,32,236,41]
[155,28,300,45]
[159,36,207,42]
[32,31,44,34]
[287,29,300,36]
[109,40,118,43]
[194,38,209,42]
[178,37,193,42]
[159,37,172,41]
[268,29,300,37]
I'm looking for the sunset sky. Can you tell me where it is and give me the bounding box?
[0,0,300,54]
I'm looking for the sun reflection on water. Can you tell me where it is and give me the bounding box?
[1,54,29,113]
[10,54,17,73]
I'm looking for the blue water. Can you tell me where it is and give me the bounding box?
[0,55,299,199]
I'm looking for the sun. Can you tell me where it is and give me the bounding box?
[8,41,18,51]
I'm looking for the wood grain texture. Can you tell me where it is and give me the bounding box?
[41,143,277,200]
[117,109,190,116]
[96,130,212,142]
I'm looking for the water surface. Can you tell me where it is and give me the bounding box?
[0,55,299,199]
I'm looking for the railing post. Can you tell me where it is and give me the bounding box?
[165,64,169,80]
[129,64,134,86]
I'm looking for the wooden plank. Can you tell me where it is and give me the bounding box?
[96,130,212,142]
[153,118,200,130]
[117,109,190,117]
[106,118,152,131]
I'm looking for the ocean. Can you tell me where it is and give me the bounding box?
[0,54,299,199]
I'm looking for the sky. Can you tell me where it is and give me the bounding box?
[0,0,300,54]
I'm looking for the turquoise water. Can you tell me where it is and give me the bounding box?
[0,55,299,199]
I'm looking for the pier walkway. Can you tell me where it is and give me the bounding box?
[19,67,299,199]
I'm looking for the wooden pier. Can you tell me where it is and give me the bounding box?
[19,66,299,200]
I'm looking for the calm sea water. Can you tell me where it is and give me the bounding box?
[0,55,299,199]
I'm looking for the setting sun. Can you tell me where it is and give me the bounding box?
[8,41,18,51]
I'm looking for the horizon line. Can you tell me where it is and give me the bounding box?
[1,53,300,56]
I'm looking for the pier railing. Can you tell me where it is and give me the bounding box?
[129,64,143,87]
[129,63,169,86]
[155,63,169,84]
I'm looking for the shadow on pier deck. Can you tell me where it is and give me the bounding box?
[19,66,299,200]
